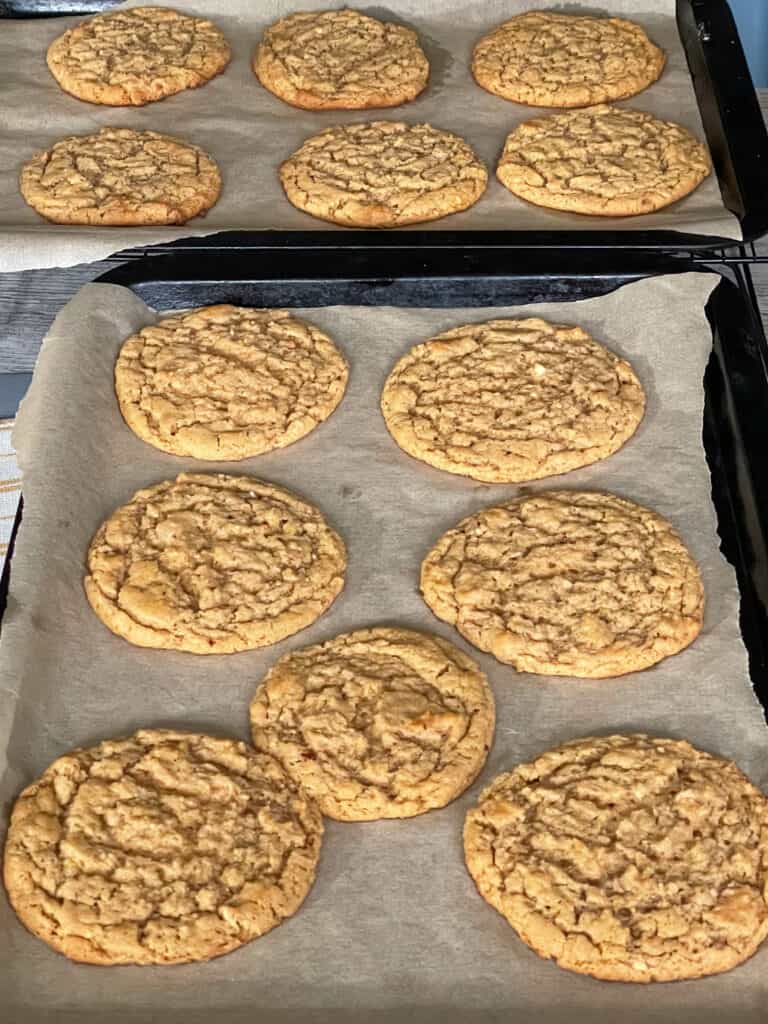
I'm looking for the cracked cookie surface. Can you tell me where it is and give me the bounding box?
[497,105,710,217]
[280,121,487,227]
[472,13,665,108]
[20,127,221,226]
[254,9,429,110]
[381,317,645,483]
[3,729,323,965]
[115,305,348,460]
[420,490,703,678]
[250,627,495,821]
[84,473,346,654]
[46,6,231,106]
[464,734,768,982]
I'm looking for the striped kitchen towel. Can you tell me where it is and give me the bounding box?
[0,419,21,557]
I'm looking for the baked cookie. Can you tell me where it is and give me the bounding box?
[84,473,346,654]
[381,318,645,483]
[250,627,495,821]
[464,734,768,983]
[496,105,710,217]
[47,6,231,106]
[115,305,348,460]
[421,490,704,678]
[472,12,665,108]
[3,730,323,965]
[280,121,487,228]
[20,128,221,226]
[254,9,429,110]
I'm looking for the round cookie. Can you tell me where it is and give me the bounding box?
[254,9,429,110]
[20,128,221,226]
[46,6,231,106]
[280,121,488,228]
[464,734,768,983]
[250,627,495,821]
[420,490,704,678]
[472,12,665,108]
[3,730,323,965]
[84,473,346,654]
[115,306,349,460]
[496,105,710,217]
[381,317,645,483]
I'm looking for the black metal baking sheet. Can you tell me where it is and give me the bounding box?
[1,0,766,249]
[1,251,767,717]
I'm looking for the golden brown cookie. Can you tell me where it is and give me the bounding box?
[115,305,349,460]
[250,627,495,821]
[280,121,488,228]
[254,9,429,110]
[3,730,323,965]
[496,105,711,217]
[421,490,704,678]
[381,318,645,483]
[472,12,665,108]
[464,734,768,983]
[47,6,231,106]
[20,128,221,226]
[84,473,346,654]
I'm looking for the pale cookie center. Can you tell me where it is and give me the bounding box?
[30,131,212,213]
[482,21,656,88]
[268,656,472,791]
[390,326,640,463]
[94,484,333,641]
[123,312,343,440]
[289,125,483,204]
[52,12,226,84]
[476,739,768,972]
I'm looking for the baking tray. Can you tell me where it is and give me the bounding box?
[0,0,766,250]
[1,250,767,718]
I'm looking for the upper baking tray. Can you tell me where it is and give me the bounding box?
[1,0,767,250]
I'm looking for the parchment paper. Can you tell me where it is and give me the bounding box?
[0,0,743,273]
[1,272,767,1023]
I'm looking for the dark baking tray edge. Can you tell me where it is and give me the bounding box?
[1,251,767,718]
[1,0,766,248]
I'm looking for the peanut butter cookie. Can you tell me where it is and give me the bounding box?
[115,305,348,460]
[464,734,768,982]
[280,121,487,227]
[47,6,231,106]
[84,473,346,654]
[254,9,429,110]
[472,12,665,108]
[20,128,221,226]
[381,318,645,483]
[421,490,704,678]
[496,105,710,217]
[3,730,323,965]
[250,627,495,821]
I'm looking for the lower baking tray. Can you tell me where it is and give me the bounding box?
[2,250,767,715]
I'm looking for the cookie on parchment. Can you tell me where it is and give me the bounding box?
[280,121,487,228]
[464,734,768,983]
[250,627,495,821]
[20,128,221,226]
[84,473,346,654]
[472,12,665,108]
[46,6,231,106]
[381,318,645,483]
[3,730,323,965]
[496,105,710,217]
[254,9,429,110]
[115,305,348,460]
[421,490,704,678]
